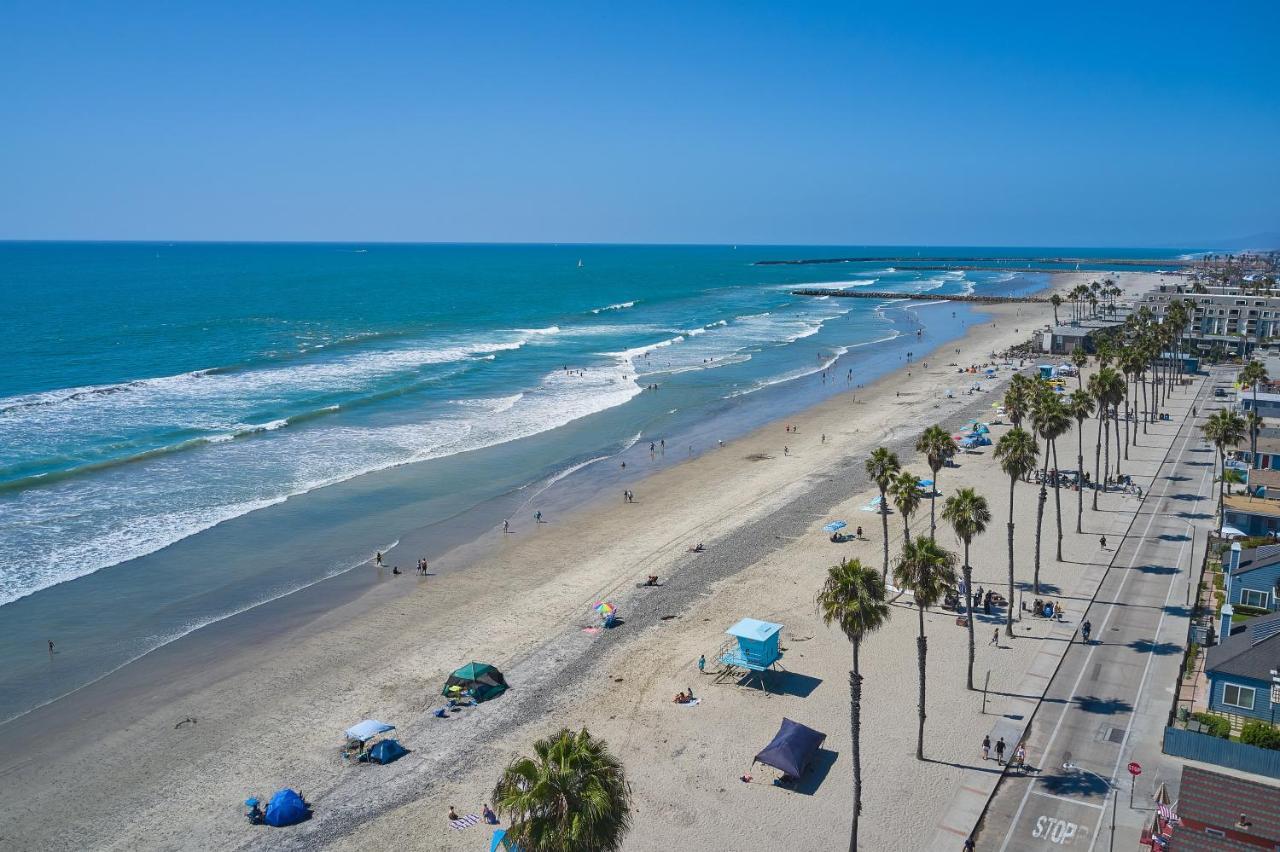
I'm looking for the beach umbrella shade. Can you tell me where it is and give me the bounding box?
[595,602,616,616]
[245,798,259,807]
[916,478,933,490]
[823,521,847,532]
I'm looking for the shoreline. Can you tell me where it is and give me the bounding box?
[0,271,1171,851]
[0,283,1023,725]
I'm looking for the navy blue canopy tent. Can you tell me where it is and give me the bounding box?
[753,718,826,779]
[263,788,310,827]
[367,738,409,765]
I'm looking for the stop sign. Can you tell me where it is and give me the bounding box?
[1128,761,1142,777]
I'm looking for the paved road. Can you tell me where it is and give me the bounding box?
[978,370,1225,851]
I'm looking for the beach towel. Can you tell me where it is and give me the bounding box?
[451,814,481,830]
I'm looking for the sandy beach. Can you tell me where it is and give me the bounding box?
[0,271,1190,851]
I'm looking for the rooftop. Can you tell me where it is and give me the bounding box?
[1205,612,1280,682]
[1224,492,1280,519]
[1176,765,1280,845]
[1233,540,1280,576]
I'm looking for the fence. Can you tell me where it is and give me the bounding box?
[1162,727,1280,779]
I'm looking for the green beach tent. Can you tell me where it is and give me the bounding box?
[441,661,508,703]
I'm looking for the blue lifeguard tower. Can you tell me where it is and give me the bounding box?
[715,618,784,692]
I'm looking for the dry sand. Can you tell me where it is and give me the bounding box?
[0,272,1186,851]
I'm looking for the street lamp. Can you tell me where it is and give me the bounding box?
[1063,762,1116,852]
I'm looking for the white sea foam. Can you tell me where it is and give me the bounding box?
[590,300,638,314]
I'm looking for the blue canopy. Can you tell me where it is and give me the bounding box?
[367,738,408,765]
[491,828,524,851]
[263,788,310,827]
[822,520,847,532]
[754,718,827,779]
[345,719,394,742]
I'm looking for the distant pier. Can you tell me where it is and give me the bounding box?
[790,288,1049,304]
[757,255,1195,268]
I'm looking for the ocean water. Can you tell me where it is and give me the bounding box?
[0,242,1184,721]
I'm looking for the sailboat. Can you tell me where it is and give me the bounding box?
[577,259,584,268]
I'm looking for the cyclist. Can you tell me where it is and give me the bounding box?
[1082,619,1092,644]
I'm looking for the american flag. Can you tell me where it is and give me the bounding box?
[1157,801,1178,823]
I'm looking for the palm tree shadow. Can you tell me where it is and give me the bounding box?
[1074,695,1133,715]
[1039,768,1109,799]
[920,756,1006,774]
[1126,639,1182,656]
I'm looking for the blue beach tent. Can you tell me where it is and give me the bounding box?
[754,718,827,779]
[367,738,408,765]
[263,788,310,827]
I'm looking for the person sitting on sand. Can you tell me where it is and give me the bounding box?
[673,691,689,704]
[645,575,659,586]
[483,804,498,825]
[448,806,460,822]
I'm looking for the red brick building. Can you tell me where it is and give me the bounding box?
[1171,766,1280,850]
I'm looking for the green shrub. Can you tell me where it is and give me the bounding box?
[1213,572,1225,590]
[1184,643,1200,678]
[1192,712,1232,738]
[1240,721,1280,750]
[1233,604,1271,618]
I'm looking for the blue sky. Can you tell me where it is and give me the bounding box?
[2,2,1277,246]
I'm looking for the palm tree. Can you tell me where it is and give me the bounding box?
[817,558,890,852]
[1202,410,1246,535]
[1240,360,1269,467]
[890,469,921,545]
[996,427,1038,637]
[1070,347,1088,389]
[1223,468,1246,496]
[493,728,631,852]
[1004,374,1034,428]
[1050,294,1063,326]
[1068,390,1095,533]
[916,425,957,536]
[894,537,958,761]
[1030,388,1070,585]
[865,448,901,581]
[942,488,991,691]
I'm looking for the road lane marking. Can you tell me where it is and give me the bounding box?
[997,381,1210,852]
[1031,790,1105,811]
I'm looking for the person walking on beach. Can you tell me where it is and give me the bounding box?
[698,654,706,674]
[375,551,383,566]
[982,734,991,761]
[995,737,1006,765]
[503,519,509,533]
[47,639,54,655]
[535,510,543,523]
[783,446,789,456]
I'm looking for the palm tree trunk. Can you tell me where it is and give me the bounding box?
[1006,477,1016,638]
[902,510,912,546]
[1034,448,1048,594]
[915,606,927,761]
[1102,409,1111,499]
[1076,425,1086,533]
[1141,375,1149,436]
[964,542,975,691]
[879,489,890,582]
[1122,381,1130,459]
[1094,409,1104,511]
[1218,449,1226,534]
[929,468,939,538]
[850,641,863,852]
[1252,385,1259,468]
[1111,399,1121,473]
[1052,439,1064,561]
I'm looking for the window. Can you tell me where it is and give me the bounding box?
[1223,683,1256,710]
[1241,588,1269,609]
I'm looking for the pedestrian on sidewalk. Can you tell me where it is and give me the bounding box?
[1013,742,1027,773]
[990,627,999,647]
[1100,535,1107,549]
[982,735,991,761]
[995,737,1006,765]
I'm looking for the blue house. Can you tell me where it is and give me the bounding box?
[1225,542,1280,613]
[1205,613,1280,724]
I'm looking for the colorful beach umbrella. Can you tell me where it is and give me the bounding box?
[595,602,616,616]
[823,520,847,532]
